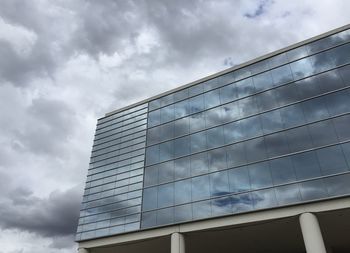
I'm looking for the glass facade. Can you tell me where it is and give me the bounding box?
[76,27,350,241]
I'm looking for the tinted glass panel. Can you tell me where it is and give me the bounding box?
[252,188,277,209]
[174,136,190,158]
[245,137,267,163]
[143,187,157,211]
[175,179,192,205]
[269,156,297,185]
[290,57,314,79]
[158,183,174,208]
[333,115,350,141]
[275,184,301,205]
[301,96,330,123]
[158,161,174,184]
[231,192,253,213]
[260,110,284,134]
[326,89,350,115]
[190,95,205,114]
[205,107,224,128]
[279,104,306,128]
[326,174,350,196]
[236,78,255,98]
[228,167,250,193]
[192,175,210,201]
[175,100,190,119]
[285,126,313,153]
[160,104,174,123]
[190,152,209,176]
[174,117,190,137]
[191,131,207,153]
[159,141,174,162]
[292,151,322,180]
[189,113,206,132]
[300,179,328,201]
[220,83,237,104]
[174,204,192,223]
[248,162,273,190]
[210,171,230,197]
[308,120,339,147]
[221,102,240,123]
[271,65,293,86]
[174,157,191,180]
[207,147,227,172]
[226,143,246,167]
[204,89,221,109]
[286,46,308,62]
[253,71,273,91]
[148,110,160,127]
[264,132,290,158]
[316,145,348,175]
[331,43,350,66]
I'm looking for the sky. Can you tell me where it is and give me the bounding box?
[0,0,350,252]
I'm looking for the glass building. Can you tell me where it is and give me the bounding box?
[76,25,350,253]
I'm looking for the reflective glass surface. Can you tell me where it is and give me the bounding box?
[78,28,350,241]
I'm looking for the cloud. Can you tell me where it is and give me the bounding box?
[0,186,81,238]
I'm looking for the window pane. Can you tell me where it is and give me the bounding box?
[192,175,210,201]
[239,115,263,139]
[226,143,246,167]
[316,145,349,175]
[143,187,157,211]
[269,53,289,68]
[253,71,273,92]
[204,78,221,92]
[331,43,350,66]
[286,45,308,62]
[279,103,306,129]
[190,131,207,153]
[228,167,250,193]
[159,141,174,162]
[275,184,301,205]
[220,83,237,104]
[149,100,160,111]
[174,157,191,180]
[301,96,330,123]
[260,110,284,134]
[285,126,313,153]
[316,69,344,93]
[223,121,241,144]
[219,71,236,86]
[290,57,314,79]
[174,204,193,223]
[205,106,224,128]
[239,96,259,118]
[221,102,241,123]
[252,188,277,209]
[174,117,190,137]
[206,126,224,149]
[269,156,297,185]
[309,50,336,74]
[207,147,227,172]
[160,94,174,107]
[141,211,157,228]
[300,179,328,201]
[211,196,232,216]
[255,90,278,112]
[231,192,253,213]
[204,89,221,109]
[333,115,350,141]
[147,127,160,145]
[325,89,350,115]
[157,183,174,208]
[339,64,350,86]
[189,112,206,132]
[248,161,273,190]
[192,200,211,219]
[325,174,350,196]
[148,110,160,127]
[160,122,174,142]
[189,83,204,96]
[250,59,269,75]
[158,161,174,184]
[264,132,290,158]
[275,82,302,106]
[341,142,350,167]
[292,151,322,180]
[174,88,189,102]
[236,77,255,98]
[295,75,322,100]
[190,95,205,114]
[308,120,339,147]
[175,99,190,119]
[146,145,159,166]
[271,64,294,86]
[160,104,174,124]
[156,207,174,225]
[144,165,158,187]
[235,67,251,80]
[174,136,190,158]
[245,137,267,163]
[175,179,192,205]
[190,152,209,176]
[209,170,229,198]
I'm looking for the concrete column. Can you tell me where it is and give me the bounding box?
[78,248,89,253]
[171,232,185,253]
[299,212,326,253]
